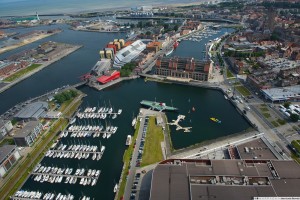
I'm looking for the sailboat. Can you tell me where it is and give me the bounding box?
[113,183,118,193]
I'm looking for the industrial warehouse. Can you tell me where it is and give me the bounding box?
[150,159,300,200]
[155,57,212,81]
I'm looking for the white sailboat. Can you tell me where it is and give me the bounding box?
[113,183,118,193]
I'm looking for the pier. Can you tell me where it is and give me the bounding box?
[31,172,100,180]
[167,115,192,133]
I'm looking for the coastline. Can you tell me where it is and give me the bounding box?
[0,45,83,94]
[0,1,207,17]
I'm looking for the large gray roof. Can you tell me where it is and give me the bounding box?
[14,101,48,119]
[0,145,16,164]
[150,159,300,200]
[14,121,40,138]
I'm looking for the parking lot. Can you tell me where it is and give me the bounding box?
[124,115,150,200]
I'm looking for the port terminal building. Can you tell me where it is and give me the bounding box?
[13,121,43,147]
[155,57,212,81]
[0,145,21,177]
[150,159,300,200]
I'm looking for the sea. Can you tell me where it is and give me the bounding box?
[0,0,206,17]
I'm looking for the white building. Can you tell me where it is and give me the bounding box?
[113,40,146,68]
[0,120,13,140]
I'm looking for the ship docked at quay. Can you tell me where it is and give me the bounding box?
[140,100,178,112]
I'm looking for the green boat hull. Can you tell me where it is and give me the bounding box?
[140,100,178,111]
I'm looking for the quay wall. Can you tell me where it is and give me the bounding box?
[0,45,83,94]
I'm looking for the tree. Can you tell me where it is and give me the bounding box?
[173,25,179,31]
[283,102,291,108]
[290,113,300,122]
[130,24,135,28]
[145,31,151,36]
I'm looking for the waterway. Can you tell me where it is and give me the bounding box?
[0,24,247,199]
[22,78,250,199]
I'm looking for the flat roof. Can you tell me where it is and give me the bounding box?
[14,101,47,119]
[0,145,16,164]
[262,86,300,101]
[236,138,278,160]
[150,159,300,200]
[14,121,40,138]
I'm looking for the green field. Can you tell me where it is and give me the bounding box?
[117,122,140,200]
[262,112,271,118]
[141,117,164,167]
[271,121,279,127]
[226,69,234,78]
[260,107,269,112]
[4,63,42,82]
[235,85,251,96]
[291,140,300,153]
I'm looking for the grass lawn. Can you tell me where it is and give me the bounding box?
[291,153,300,164]
[235,85,251,96]
[271,121,279,127]
[226,69,234,78]
[0,137,15,147]
[277,119,286,126]
[65,100,82,117]
[117,122,140,200]
[260,107,269,112]
[4,64,42,82]
[59,99,73,113]
[262,112,271,118]
[141,117,164,167]
[291,140,300,153]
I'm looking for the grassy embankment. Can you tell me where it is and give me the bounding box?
[4,64,42,82]
[141,117,164,167]
[235,85,251,96]
[291,140,300,164]
[226,69,234,78]
[117,122,140,200]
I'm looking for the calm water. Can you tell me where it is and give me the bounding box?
[22,79,250,199]
[0,24,246,199]
[0,0,205,17]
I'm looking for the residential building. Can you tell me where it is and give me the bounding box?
[0,120,13,140]
[0,145,21,177]
[13,121,43,146]
[155,57,212,81]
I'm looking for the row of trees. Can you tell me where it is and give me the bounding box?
[224,50,265,58]
[120,62,136,77]
[54,90,78,104]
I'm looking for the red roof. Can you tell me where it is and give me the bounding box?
[97,71,120,84]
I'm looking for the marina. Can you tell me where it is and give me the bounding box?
[31,165,101,186]
[11,190,91,200]
[1,24,244,200]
